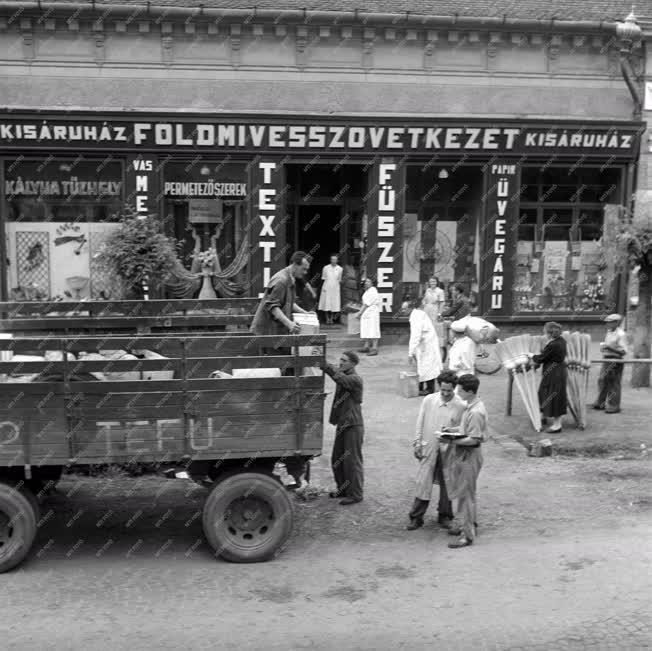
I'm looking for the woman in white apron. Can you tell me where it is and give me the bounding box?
[354,277,381,356]
[422,276,447,363]
[408,299,443,395]
[318,255,343,325]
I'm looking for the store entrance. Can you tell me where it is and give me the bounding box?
[285,163,367,319]
[292,204,342,284]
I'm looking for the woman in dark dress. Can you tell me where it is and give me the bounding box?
[532,321,567,433]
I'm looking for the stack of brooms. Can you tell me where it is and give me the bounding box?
[496,335,542,432]
[562,331,592,430]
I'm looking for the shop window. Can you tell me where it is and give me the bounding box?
[403,164,483,310]
[520,168,540,202]
[541,167,582,203]
[542,208,573,241]
[402,204,481,310]
[4,157,123,301]
[514,165,623,313]
[162,161,250,292]
[516,209,537,242]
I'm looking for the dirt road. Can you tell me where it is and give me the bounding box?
[1,346,651,650]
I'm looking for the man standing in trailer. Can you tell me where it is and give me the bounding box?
[251,250,311,337]
[251,251,312,376]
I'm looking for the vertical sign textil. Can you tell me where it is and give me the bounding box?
[250,160,286,298]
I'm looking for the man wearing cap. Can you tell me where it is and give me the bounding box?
[593,314,628,414]
[321,350,365,505]
[447,320,476,377]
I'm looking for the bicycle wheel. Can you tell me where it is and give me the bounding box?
[475,344,502,375]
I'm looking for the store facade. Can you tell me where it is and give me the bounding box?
[1,112,641,322]
[0,1,648,327]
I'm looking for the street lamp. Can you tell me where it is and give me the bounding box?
[616,10,644,116]
[617,10,642,53]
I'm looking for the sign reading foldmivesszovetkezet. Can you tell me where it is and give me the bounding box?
[0,118,640,156]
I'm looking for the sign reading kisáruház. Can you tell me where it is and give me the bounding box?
[0,116,641,157]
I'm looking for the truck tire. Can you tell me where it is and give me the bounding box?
[19,484,41,521]
[202,472,294,563]
[0,481,38,573]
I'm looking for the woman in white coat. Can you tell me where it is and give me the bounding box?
[409,299,443,395]
[318,254,343,325]
[355,277,381,356]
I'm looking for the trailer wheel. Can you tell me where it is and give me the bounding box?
[202,472,294,563]
[0,482,38,573]
[19,484,41,521]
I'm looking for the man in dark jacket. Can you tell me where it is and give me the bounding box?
[251,251,311,376]
[322,350,364,505]
[442,283,472,321]
[251,251,311,336]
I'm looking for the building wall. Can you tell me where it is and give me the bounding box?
[0,19,636,119]
[0,14,642,316]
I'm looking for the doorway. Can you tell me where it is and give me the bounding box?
[285,163,367,321]
[293,204,342,286]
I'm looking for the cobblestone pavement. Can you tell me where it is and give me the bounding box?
[0,345,651,650]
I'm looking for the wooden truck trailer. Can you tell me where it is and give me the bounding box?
[0,299,327,571]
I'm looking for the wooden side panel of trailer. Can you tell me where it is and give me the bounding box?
[0,382,325,466]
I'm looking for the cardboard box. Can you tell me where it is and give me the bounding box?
[293,313,320,359]
[293,312,320,335]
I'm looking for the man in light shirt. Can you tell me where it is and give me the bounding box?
[439,374,488,549]
[593,313,628,414]
[407,371,466,531]
[447,320,476,377]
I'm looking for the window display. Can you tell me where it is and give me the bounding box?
[404,165,482,308]
[162,161,250,295]
[514,166,623,313]
[4,157,124,300]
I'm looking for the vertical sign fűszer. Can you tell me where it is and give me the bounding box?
[365,160,402,314]
[482,162,519,316]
